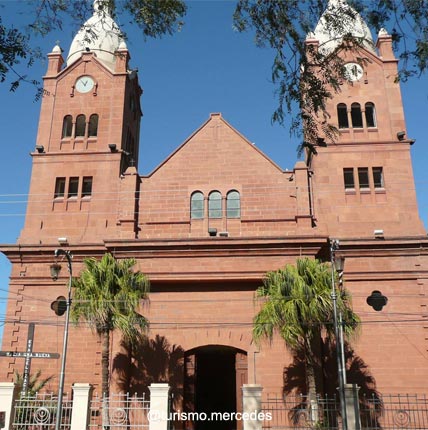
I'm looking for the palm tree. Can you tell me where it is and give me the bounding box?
[253,258,359,417]
[14,370,55,429]
[71,253,149,428]
[14,369,54,396]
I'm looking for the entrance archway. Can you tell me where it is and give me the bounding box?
[184,345,248,430]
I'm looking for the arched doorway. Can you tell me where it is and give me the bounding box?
[184,345,248,430]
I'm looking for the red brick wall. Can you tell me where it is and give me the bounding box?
[1,30,427,404]
[310,43,425,238]
[138,113,313,239]
[19,51,141,245]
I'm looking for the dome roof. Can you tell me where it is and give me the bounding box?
[66,0,125,68]
[312,0,375,55]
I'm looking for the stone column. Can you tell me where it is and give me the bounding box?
[242,384,263,430]
[0,383,19,430]
[149,383,170,430]
[70,383,93,430]
[344,383,361,430]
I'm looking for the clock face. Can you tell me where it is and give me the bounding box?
[75,75,95,93]
[344,63,364,82]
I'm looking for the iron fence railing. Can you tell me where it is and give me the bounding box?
[12,393,72,430]
[360,393,428,430]
[88,392,150,429]
[10,389,428,430]
[262,393,341,430]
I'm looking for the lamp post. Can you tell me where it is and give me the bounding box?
[334,254,347,389]
[50,249,73,430]
[330,239,347,430]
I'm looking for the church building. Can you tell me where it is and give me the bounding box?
[1,0,427,425]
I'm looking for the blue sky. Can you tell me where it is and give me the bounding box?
[0,0,427,340]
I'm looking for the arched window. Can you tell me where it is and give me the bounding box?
[190,192,204,219]
[365,102,376,128]
[62,115,73,138]
[75,114,86,137]
[208,191,222,218]
[337,104,349,129]
[226,190,240,218]
[88,114,98,137]
[351,103,363,128]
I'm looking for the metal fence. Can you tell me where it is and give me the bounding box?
[262,392,428,430]
[88,392,150,429]
[12,393,72,430]
[262,393,341,430]
[360,394,428,430]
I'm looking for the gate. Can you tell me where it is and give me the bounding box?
[12,393,72,429]
[261,393,340,429]
[360,394,428,430]
[88,392,150,429]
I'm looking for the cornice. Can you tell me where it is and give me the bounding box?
[0,236,327,263]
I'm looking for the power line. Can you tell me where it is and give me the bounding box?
[0,181,426,200]
[0,291,427,307]
[0,316,426,329]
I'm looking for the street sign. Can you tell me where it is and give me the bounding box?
[0,352,60,359]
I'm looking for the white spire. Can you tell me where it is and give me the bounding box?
[312,0,375,55]
[66,0,124,68]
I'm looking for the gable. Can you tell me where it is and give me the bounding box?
[146,113,284,182]
[137,113,309,239]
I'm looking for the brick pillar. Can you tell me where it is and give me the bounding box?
[344,384,361,430]
[149,383,170,430]
[117,166,140,238]
[0,383,19,430]
[242,384,262,430]
[293,161,312,229]
[70,383,93,430]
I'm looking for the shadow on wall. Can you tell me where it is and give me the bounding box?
[113,334,184,408]
[282,339,383,428]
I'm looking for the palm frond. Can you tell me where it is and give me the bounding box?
[71,253,150,339]
[253,257,359,350]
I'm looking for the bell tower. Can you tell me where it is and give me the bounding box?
[19,1,142,244]
[307,0,425,238]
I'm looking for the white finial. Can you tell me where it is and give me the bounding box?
[52,42,62,53]
[378,28,389,36]
[118,40,127,50]
[93,0,112,15]
[306,31,316,41]
[326,0,346,8]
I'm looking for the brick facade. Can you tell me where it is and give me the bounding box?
[1,3,427,419]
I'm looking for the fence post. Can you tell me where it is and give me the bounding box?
[149,383,170,430]
[0,383,19,430]
[344,384,361,430]
[242,384,263,430]
[70,383,93,430]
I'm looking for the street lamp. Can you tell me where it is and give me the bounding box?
[50,249,73,430]
[330,239,347,430]
[333,254,347,390]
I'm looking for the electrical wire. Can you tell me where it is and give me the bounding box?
[0,317,427,329]
[0,290,427,307]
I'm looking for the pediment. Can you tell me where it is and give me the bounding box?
[145,113,285,180]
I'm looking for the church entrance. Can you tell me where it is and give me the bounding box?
[184,346,247,430]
